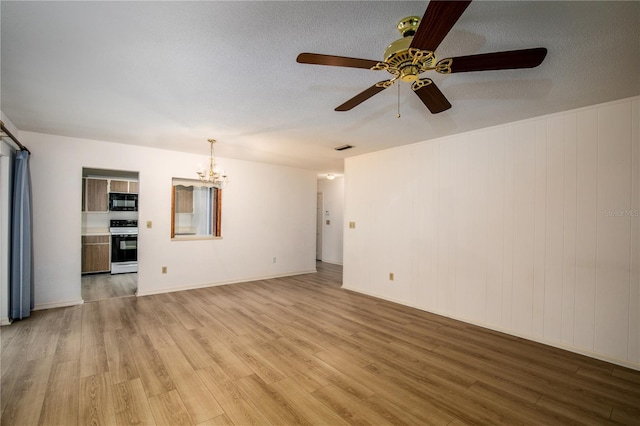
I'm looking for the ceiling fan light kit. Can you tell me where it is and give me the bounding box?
[297,0,547,115]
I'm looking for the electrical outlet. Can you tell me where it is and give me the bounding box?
[349,221,356,229]
[326,220,330,225]
[389,272,394,281]
[272,257,277,263]
[162,266,167,274]
[147,221,152,229]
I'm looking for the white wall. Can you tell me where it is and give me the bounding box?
[20,131,317,308]
[317,176,344,265]
[344,97,640,369]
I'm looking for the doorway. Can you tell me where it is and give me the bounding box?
[316,192,323,261]
[81,167,139,302]
[81,273,137,301]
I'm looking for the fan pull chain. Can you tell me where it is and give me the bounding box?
[397,83,401,118]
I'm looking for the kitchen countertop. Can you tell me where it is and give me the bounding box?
[174,227,197,235]
[82,227,110,236]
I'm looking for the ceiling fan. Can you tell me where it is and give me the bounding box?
[296,0,547,114]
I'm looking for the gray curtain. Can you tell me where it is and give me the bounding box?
[10,150,33,320]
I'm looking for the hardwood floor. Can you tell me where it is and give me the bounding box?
[82,272,137,302]
[2,262,639,425]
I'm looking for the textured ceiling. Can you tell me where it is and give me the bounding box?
[1,1,639,174]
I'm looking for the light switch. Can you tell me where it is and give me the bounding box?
[146,221,152,229]
[349,221,356,229]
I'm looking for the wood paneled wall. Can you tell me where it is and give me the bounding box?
[344,97,640,368]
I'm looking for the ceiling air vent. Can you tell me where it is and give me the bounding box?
[334,144,354,151]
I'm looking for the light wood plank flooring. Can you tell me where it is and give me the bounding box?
[82,272,137,302]
[2,262,639,425]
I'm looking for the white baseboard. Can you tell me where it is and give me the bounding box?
[342,285,640,372]
[1,299,84,324]
[319,259,343,266]
[34,299,84,311]
[137,269,318,297]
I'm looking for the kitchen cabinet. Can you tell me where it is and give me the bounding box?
[82,235,110,273]
[109,180,129,192]
[110,179,139,193]
[82,178,139,212]
[174,185,194,213]
[85,178,108,212]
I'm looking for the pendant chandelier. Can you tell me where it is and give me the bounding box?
[197,138,228,187]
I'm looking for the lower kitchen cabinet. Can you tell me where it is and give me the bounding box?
[82,235,110,273]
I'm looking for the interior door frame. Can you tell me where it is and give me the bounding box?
[316,192,323,261]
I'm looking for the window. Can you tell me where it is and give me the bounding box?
[171,178,221,239]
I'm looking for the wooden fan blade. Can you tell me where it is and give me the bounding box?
[335,84,388,111]
[443,48,548,73]
[413,81,451,114]
[297,53,379,70]
[410,0,472,52]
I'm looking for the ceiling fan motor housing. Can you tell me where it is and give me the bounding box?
[383,16,435,82]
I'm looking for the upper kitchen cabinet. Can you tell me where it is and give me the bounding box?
[174,185,194,214]
[109,180,128,193]
[81,168,140,212]
[110,179,138,193]
[84,178,108,212]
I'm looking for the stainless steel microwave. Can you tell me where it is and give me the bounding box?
[109,192,138,211]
